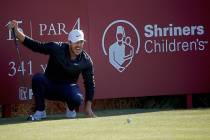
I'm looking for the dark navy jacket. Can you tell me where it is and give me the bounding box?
[23,36,95,101]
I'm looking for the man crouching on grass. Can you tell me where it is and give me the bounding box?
[7,20,96,120]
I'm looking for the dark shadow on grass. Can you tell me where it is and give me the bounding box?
[0,113,89,125]
[94,108,169,117]
[0,108,171,125]
[0,115,65,125]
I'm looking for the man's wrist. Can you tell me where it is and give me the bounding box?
[15,28,25,43]
[85,100,92,107]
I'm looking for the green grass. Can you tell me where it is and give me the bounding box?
[0,109,210,140]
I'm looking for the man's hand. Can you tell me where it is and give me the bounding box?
[6,20,25,42]
[85,101,96,118]
[6,20,18,30]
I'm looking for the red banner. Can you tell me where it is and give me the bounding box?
[0,0,209,104]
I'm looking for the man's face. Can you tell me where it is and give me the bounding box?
[70,40,84,55]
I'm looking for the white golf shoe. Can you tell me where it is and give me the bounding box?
[27,110,47,121]
[66,109,76,118]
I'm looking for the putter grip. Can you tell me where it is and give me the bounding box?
[12,28,18,46]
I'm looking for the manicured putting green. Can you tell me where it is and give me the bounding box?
[0,109,210,140]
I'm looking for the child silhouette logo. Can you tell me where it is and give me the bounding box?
[102,20,140,72]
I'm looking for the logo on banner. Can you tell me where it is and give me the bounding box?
[102,20,140,72]
[19,87,33,100]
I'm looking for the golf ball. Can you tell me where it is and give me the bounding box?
[127,118,132,123]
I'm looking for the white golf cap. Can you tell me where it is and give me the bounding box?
[68,29,85,43]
